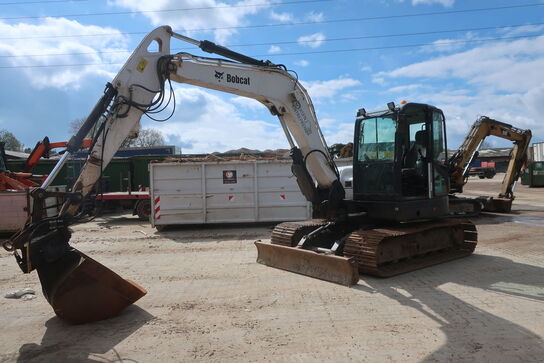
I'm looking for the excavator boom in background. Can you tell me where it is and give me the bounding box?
[23,137,92,173]
[1,137,93,191]
[447,116,532,213]
[1,142,40,191]
[4,26,482,324]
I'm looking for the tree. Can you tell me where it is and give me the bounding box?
[69,118,166,148]
[121,128,166,148]
[69,118,88,136]
[0,129,23,151]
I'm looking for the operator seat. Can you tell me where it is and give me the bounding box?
[404,130,427,168]
[402,130,428,196]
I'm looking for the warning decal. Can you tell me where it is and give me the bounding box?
[154,196,161,220]
[136,58,148,73]
[223,170,237,184]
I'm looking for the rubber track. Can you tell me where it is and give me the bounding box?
[270,219,327,247]
[343,219,477,277]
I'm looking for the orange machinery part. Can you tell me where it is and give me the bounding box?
[24,137,92,173]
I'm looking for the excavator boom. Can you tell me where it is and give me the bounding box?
[4,26,356,323]
[448,116,532,212]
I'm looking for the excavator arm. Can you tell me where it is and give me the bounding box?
[4,26,347,323]
[57,26,343,218]
[448,116,532,211]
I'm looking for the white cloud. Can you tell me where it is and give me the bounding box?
[230,96,263,110]
[110,0,271,43]
[372,77,386,86]
[412,0,454,6]
[269,11,293,23]
[387,84,423,93]
[0,18,127,89]
[499,24,544,37]
[306,11,324,22]
[268,45,281,54]
[323,122,355,145]
[420,32,478,53]
[302,77,361,100]
[375,35,544,146]
[316,117,337,128]
[154,86,288,153]
[377,36,544,92]
[297,32,326,48]
[153,81,363,152]
[294,60,310,67]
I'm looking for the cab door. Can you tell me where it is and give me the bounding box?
[354,115,398,200]
[430,110,449,197]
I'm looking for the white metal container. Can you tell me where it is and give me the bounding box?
[149,160,311,227]
[0,185,67,233]
[534,142,544,162]
[0,190,30,233]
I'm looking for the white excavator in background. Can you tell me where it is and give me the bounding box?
[4,26,477,324]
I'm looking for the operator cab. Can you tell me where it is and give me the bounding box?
[352,102,449,221]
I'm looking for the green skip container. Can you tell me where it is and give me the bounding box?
[523,161,544,187]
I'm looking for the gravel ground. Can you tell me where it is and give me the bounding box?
[1,174,543,362]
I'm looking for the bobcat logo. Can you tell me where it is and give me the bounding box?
[215,71,224,81]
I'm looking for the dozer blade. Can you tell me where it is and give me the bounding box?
[35,248,146,324]
[255,241,359,286]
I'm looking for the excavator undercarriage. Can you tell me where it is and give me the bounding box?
[256,217,477,285]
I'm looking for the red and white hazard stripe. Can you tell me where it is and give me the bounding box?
[154,195,161,220]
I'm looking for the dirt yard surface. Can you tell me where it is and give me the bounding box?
[1,174,543,362]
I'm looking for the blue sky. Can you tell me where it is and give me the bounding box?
[0,0,543,153]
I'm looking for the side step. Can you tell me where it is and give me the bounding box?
[255,242,359,286]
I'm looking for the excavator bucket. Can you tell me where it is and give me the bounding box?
[31,234,146,324]
[255,242,359,286]
[481,197,513,213]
